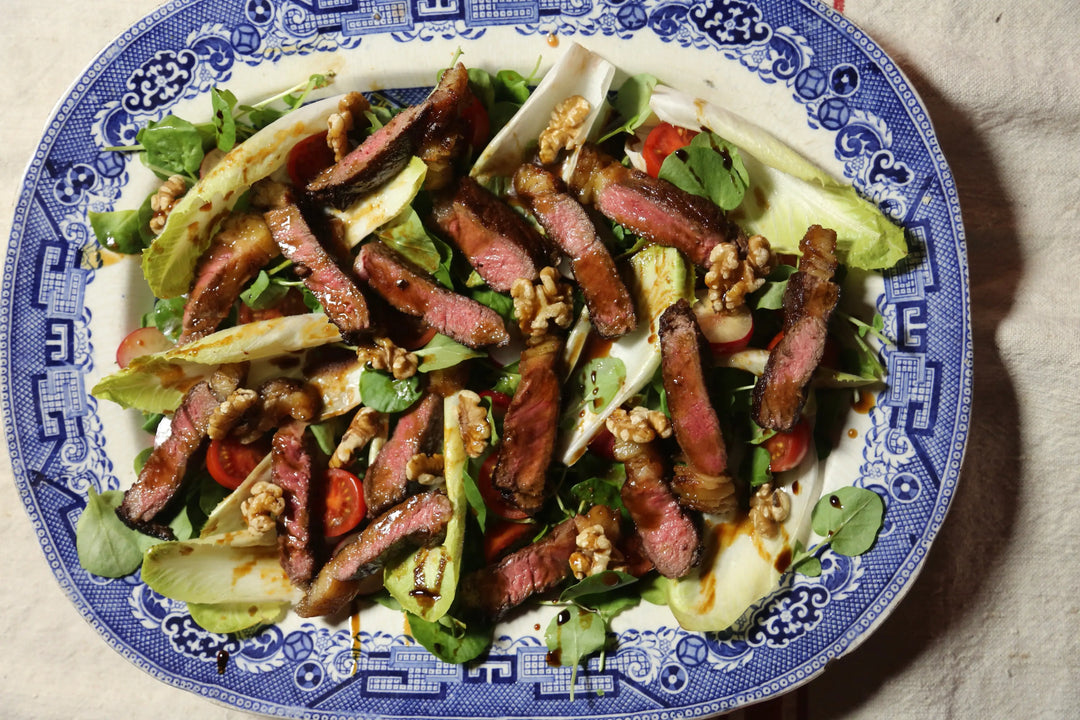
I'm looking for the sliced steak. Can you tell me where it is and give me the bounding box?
[752,225,840,432]
[272,420,321,587]
[513,163,636,338]
[492,337,563,515]
[621,442,701,578]
[116,378,235,539]
[363,392,443,518]
[306,64,469,208]
[564,144,743,267]
[179,212,280,344]
[460,517,578,620]
[355,241,509,348]
[431,176,548,292]
[264,203,370,344]
[659,298,727,476]
[295,491,453,617]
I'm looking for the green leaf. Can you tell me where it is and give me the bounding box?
[462,458,488,532]
[545,605,607,667]
[88,209,144,255]
[375,208,440,273]
[359,369,422,413]
[749,264,797,311]
[638,574,670,606]
[579,357,626,415]
[747,445,773,488]
[559,570,637,603]
[240,270,290,311]
[788,542,823,577]
[211,87,238,153]
[811,486,885,556]
[76,488,148,578]
[150,296,187,342]
[658,132,749,211]
[467,68,495,110]
[137,115,206,179]
[599,73,658,141]
[408,613,493,664]
[415,334,484,372]
[187,600,289,634]
[309,418,343,456]
[469,287,515,324]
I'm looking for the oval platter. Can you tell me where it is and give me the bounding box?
[2,0,971,717]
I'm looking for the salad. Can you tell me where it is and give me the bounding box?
[78,42,900,670]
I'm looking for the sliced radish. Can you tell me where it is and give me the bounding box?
[692,300,754,355]
[116,326,174,368]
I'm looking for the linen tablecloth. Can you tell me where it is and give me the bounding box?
[2,1,1077,718]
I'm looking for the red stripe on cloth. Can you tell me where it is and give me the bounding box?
[833,0,845,12]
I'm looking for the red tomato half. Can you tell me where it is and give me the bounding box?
[206,438,268,490]
[762,418,811,473]
[477,452,528,520]
[642,122,698,177]
[286,130,336,187]
[116,326,173,369]
[483,518,535,564]
[460,92,490,150]
[323,468,366,538]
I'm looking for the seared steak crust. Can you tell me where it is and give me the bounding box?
[295,491,453,617]
[431,176,549,293]
[659,298,727,476]
[752,225,840,432]
[355,241,509,348]
[621,442,701,579]
[565,144,743,267]
[492,337,563,515]
[264,202,370,344]
[513,163,636,338]
[460,517,578,620]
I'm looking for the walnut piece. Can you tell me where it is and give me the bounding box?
[749,482,792,539]
[511,266,573,344]
[360,337,418,380]
[605,406,672,446]
[326,92,371,162]
[148,175,188,235]
[241,481,285,535]
[568,522,626,580]
[457,390,491,458]
[704,235,775,312]
[538,95,591,164]
[406,453,445,486]
[329,407,386,469]
[207,388,258,441]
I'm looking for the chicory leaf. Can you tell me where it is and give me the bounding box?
[579,357,626,415]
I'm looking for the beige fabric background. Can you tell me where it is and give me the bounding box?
[2,1,1078,718]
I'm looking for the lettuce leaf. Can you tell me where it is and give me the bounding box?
[141,94,342,297]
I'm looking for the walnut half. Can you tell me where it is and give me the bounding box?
[538,95,591,164]
[704,235,775,312]
[511,266,573,344]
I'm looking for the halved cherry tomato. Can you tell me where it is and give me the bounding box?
[286,130,336,187]
[323,468,366,538]
[206,438,268,490]
[483,518,534,564]
[477,452,528,520]
[116,326,173,369]
[694,302,754,356]
[642,122,698,177]
[460,91,490,150]
[588,426,617,462]
[762,418,811,473]
[478,390,511,420]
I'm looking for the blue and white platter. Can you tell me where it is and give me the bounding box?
[2,0,970,717]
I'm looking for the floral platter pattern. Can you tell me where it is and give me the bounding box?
[2,0,970,717]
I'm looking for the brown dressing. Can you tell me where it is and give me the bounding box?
[852,389,876,414]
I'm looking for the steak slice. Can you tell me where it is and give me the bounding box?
[272,420,322,587]
[659,298,727,476]
[179,212,280,345]
[355,241,509,348]
[264,203,370,344]
[431,176,548,292]
[621,442,701,578]
[513,163,636,338]
[752,225,840,432]
[492,337,563,515]
[564,144,743,267]
[116,378,235,539]
[295,491,453,617]
[306,64,469,208]
[460,517,578,620]
[363,392,443,518]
